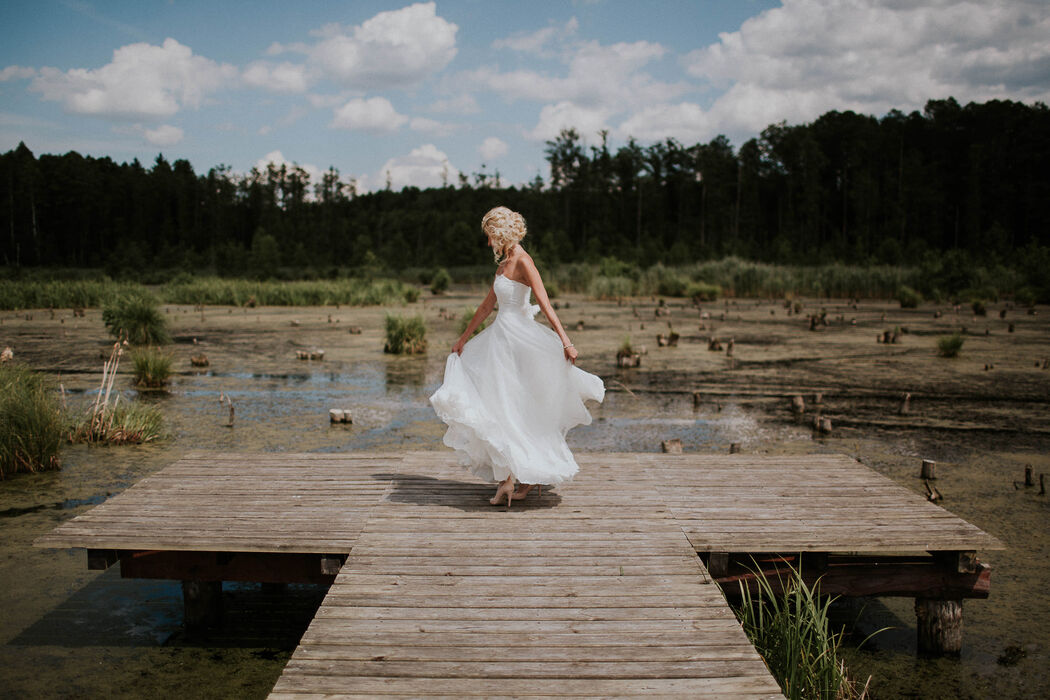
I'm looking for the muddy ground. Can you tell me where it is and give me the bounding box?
[1,285,1048,699]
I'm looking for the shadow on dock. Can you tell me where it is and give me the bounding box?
[373,472,564,510]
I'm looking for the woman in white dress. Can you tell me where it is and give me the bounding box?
[429,206,605,507]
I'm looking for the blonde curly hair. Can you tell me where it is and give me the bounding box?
[481,206,527,263]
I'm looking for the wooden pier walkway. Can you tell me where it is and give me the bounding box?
[36,451,1002,698]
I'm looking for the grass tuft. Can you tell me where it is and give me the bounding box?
[686,281,721,302]
[430,268,452,295]
[68,342,165,445]
[937,333,965,358]
[0,364,65,478]
[102,291,171,345]
[130,347,174,388]
[897,285,922,308]
[734,560,878,700]
[384,315,428,354]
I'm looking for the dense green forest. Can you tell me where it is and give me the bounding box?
[2,97,1048,297]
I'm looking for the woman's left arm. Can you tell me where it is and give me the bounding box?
[524,262,578,364]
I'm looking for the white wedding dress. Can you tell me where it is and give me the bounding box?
[429,274,605,485]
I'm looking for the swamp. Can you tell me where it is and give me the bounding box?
[1,282,1048,699]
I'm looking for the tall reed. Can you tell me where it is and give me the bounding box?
[162,277,415,306]
[734,560,877,700]
[0,364,65,478]
[69,342,165,445]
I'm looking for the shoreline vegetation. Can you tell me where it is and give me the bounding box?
[0,255,1038,310]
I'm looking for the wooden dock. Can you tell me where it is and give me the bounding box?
[36,451,1002,698]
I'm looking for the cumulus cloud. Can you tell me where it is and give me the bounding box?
[527,101,613,142]
[330,97,408,132]
[0,66,36,81]
[303,2,457,90]
[479,136,508,160]
[377,143,458,190]
[255,149,323,187]
[142,123,184,146]
[493,17,579,56]
[242,60,310,93]
[27,38,236,120]
[679,0,1050,139]
[473,39,681,111]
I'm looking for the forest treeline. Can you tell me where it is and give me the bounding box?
[1,97,1048,299]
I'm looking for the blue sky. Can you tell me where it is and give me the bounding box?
[2,1,1048,192]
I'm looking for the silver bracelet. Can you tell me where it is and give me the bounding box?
[563,343,574,349]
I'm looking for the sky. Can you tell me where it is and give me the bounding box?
[1,0,1049,192]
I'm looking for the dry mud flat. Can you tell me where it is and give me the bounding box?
[1,288,1049,699]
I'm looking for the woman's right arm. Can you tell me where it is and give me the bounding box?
[452,285,497,355]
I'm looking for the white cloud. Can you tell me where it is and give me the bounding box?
[255,149,323,187]
[616,103,712,143]
[142,123,184,146]
[242,60,310,93]
[681,0,1050,139]
[377,143,458,190]
[479,136,508,160]
[307,2,458,90]
[0,66,36,81]
[27,38,236,120]
[493,17,579,56]
[472,39,681,110]
[527,101,612,142]
[330,97,408,132]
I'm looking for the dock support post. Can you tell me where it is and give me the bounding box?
[915,598,963,656]
[182,580,223,630]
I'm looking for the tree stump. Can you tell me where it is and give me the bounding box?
[692,391,703,408]
[915,598,963,656]
[707,338,722,351]
[899,392,911,415]
[920,459,936,480]
[729,442,740,454]
[1025,465,1035,487]
[182,580,223,630]
[576,320,585,331]
[190,354,209,367]
[667,332,679,346]
[791,395,805,414]
[725,338,733,356]
[813,392,823,406]
[660,438,683,454]
[819,417,832,434]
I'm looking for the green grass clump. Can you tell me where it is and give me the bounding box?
[587,276,634,299]
[617,336,635,358]
[162,277,414,307]
[70,343,165,445]
[457,307,487,338]
[685,281,721,302]
[430,268,452,295]
[0,279,123,310]
[0,364,65,478]
[130,347,174,388]
[102,291,171,345]
[384,315,427,354]
[734,561,877,700]
[69,400,165,445]
[937,333,964,357]
[897,285,922,308]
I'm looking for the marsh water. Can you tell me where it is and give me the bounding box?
[2,289,1049,698]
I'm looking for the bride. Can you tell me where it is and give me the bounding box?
[429,206,605,506]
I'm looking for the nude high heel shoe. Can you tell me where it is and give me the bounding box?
[489,479,515,507]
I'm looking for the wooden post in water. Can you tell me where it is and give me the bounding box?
[729,443,740,454]
[1025,465,1035,487]
[182,580,223,630]
[915,598,963,656]
[920,459,936,480]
